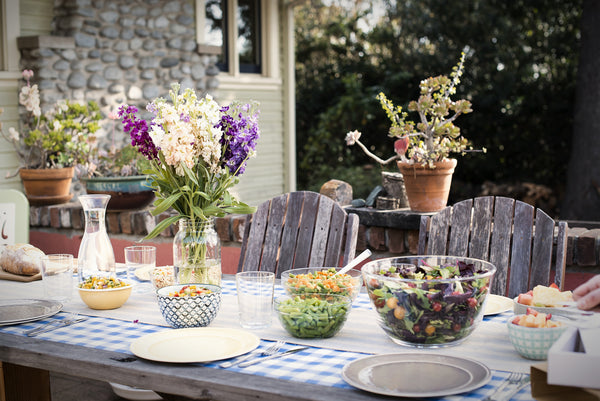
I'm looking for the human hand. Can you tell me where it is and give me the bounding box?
[573,275,600,310]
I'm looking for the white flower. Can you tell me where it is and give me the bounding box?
[8,127,19,141]
[345,130,361,146]
[53,120,62,131]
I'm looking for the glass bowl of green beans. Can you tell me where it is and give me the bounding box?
[274,293,352,338]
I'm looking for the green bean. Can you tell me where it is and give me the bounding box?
[275,296,350,338]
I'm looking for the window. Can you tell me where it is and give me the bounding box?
[197,0,262,75]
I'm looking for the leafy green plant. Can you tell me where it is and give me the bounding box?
[0,70,101,173]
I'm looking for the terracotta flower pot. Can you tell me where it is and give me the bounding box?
[19,167,74,206]
[396,159,457,213]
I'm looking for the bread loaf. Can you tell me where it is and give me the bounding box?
[0,243,45,276]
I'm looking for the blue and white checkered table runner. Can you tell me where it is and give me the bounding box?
[0,279,534,400]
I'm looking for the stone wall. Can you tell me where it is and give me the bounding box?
[16,0,215,194]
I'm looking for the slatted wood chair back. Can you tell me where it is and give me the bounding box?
[417,196,568,298]
[237,191,359,277]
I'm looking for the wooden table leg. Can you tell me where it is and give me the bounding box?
[1,362,51,401]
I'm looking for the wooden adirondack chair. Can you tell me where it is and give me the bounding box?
[237,191,359,277]
[417,196,568,298]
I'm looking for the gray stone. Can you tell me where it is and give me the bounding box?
[88,73,108,89]
[38,80,55,90]
[100,51,116,63]
[56,82,69,94]
[119,55,136,69]
[104,66,123,81]
[207,77,219,89]
[74,32,95,48]
[38,48,56,58]
[181,64,191,74]
[119,4,131,13]
[100,27,119,39]
[160,57,179,68]
[142,39,157,51]
[84,19,101,28]
[183,2,194,14]
[120,17,134,27]
[163,1,181,13]
[191,64,205,80]
[67,71,87,88]
[138,56,159,70]
[151,31,163,40]
[177,15,194,26]
[108,83,125,94]
[140,69,155,80]
[85,62,104,72]
[82,25,99,35]
[170,24,187,35]
[128,86,143,99]
[155,16,169,29]
[135,27,150,37]
[60,49,78,61]
[129,38,143,50]
[149,8,162,17]
[131,7,147,17]
[70,59,82,70]
[207,65,220,76]
[99,11,119,23]
[113,41,128,52]
[180,77,194,91]
[134,17,146,27]
[167,37,182,49]
[76,7,95,18]
[320,180,353,206]
[195,80,206,91]
[124,69,138,82]
[38,68,58,79]
[170,68,183,80]
[88,49,101,59]
[53,59,70,71]
[142,84,160,99]
[182,39,196,52]
[121,28,134,40]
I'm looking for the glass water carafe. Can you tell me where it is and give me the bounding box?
[77,194,116,282]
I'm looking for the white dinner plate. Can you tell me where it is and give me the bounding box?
[0,299,63,326]
[484,294,513,316]
[342,353,491,398]
[130,327,260,363]
[109,382,162,401]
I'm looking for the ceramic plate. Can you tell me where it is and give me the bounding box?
[130,327,260,363]
[342,353,491,398]
[484,294,514,316]
[0,299,63,326]
[512,297,585,316]
[134,265,155,281]
[109,383,162,401]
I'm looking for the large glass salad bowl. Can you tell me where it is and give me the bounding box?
[362,256,496,348]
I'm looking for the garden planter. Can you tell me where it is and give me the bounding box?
[397,159,457,213]
[19,167,74,206]
[83,175,154,210]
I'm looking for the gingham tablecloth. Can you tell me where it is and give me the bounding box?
[0,277,535,400]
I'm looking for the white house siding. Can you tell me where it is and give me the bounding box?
[0,76,21,190]
[19,0,53,36]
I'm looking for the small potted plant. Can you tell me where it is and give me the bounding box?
[0,70,101,205]
[347,52,483,212]
[81,123,155,210]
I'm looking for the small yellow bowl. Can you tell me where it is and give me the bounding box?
[78,280,133,310]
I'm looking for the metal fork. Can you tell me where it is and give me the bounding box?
[482,372,526,401]
[497,376,531,401]
[219,340,285,368]
[24,314,86,337]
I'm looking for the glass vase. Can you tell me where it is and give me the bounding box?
[173,218,221,285]
[77,194,116,283]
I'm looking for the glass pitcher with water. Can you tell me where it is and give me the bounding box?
[77,194,116,282]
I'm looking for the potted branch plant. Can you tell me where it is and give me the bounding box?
[0,70,101,205]
[349,52,483,212]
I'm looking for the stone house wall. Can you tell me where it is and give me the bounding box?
[16,0,215,193]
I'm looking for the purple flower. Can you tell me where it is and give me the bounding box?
[216,102,260,175]
[118,105,159,161]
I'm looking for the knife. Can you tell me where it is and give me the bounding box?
[238,347,308,368]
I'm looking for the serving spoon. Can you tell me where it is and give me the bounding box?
[335,249,372,276]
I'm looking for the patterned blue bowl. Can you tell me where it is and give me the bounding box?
[157,284,222,328]
[506,317,567,360]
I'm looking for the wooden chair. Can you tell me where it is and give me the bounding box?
[237,191,359,277]
[417,196,568,298]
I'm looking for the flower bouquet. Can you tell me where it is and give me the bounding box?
[119,83,260,284]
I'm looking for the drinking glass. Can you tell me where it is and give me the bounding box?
[236,271,275,329]
[41,254,74,303]
[124,246,156,293]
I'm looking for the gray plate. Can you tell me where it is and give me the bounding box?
[0,299,63,326]
[342,353,491,398]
